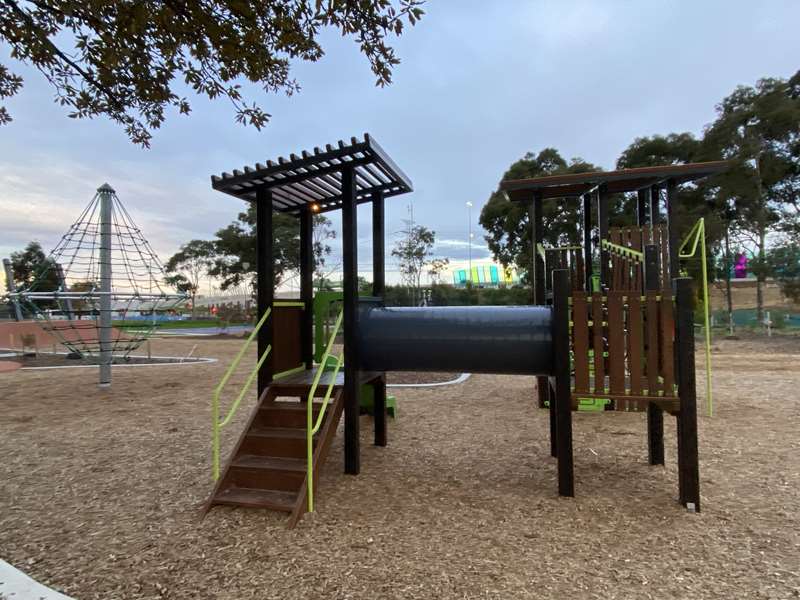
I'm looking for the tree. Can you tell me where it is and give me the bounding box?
[702,72,800,321]
[479,148,600,282]
[9,241,59,290]
[0,0,424,145]
[8,241,60,312]
[616,132,727,313]
[391,223,442,305]
[766,242,800,304]
[209,205,335,294]
[164,239,215,318]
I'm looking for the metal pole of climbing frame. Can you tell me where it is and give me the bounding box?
[98,183,114,388]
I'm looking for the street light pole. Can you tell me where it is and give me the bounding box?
[466,201,473,285]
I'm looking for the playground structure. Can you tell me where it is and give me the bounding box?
[4,184,186,387]
[205,134,729,526]
[450,263,520,287]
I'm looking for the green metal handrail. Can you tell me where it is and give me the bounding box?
[211,307,272,481]
[306,309,344,513]
[678,217,713,417]
[601,239,644,262]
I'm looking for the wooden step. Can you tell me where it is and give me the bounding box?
[213,487,296,512]
[258,402,322,428]
[239,426,318,459]
[226,455,307,491]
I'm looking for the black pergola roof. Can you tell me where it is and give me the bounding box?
[211,133,413,214]
[501,161,731,202]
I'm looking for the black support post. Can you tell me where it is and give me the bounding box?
[666,179,679,279]
[675,277,700,511]
[299,206,314,369]
[341,166,361,475]
[372,191,385,297]
[532,192,545,304]
[256,188,274,397]
[532,192,548,408]
[372,190,387,447]
[373,375,387,447]
[582,192,593,293]
[636,189,648,227]
[644,245,665,466]
[650,184,661,226]
[552,269,574,497]
[597,186,610,290]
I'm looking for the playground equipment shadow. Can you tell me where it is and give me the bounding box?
[0,334,798,599]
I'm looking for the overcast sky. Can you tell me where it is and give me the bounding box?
[2,1,799,291]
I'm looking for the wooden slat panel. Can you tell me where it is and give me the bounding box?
[628,294,644,395]
[574,250,585,291]
[591,293,605,394]
[571,393,680,414]
[607,291,626,394]
[645,291,660,397]
[661,293,676,396]
[572,292,590,393]
[657,224,670,287]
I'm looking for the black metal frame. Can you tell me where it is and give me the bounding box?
[211,134,412,214]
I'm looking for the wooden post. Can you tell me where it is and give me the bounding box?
[299,206,314,369]
[636,189,648,227]
[644,245,664,465]
[552,269,574,497]
[372,190,387,447]
[597,185,610,290]
[582,192,593,293]
[675,277,700,511]
[666,179,679,279]
[341,166,361,475]
[256,187,274,397]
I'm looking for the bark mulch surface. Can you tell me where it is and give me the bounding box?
[0,335,798,599]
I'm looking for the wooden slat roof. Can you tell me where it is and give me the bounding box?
[501,161,731,201]
[211,133,413,213]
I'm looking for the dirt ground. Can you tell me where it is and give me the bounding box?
[1,333,798,599]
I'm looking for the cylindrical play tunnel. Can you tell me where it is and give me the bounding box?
[357,305,553,375]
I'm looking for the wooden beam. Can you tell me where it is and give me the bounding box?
[341,166,361,475]
[582,192,593,293]
[675,277,700,511]
[256,188,274,396]
[552,269,574,497]
[597,185,610,289]
[372,190,385,297]
[644,244,665,466]
[299,206,314,369]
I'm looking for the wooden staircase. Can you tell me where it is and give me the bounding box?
[205,381,345,528]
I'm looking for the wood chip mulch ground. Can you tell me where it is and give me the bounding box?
[0,334,798,599]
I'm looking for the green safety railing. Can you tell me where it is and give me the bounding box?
[211,307,272,481]
[600,239,644,262]
[305,309,344,513]
[678,217,713,417]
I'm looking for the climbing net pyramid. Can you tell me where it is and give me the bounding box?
[10,184,187,359]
